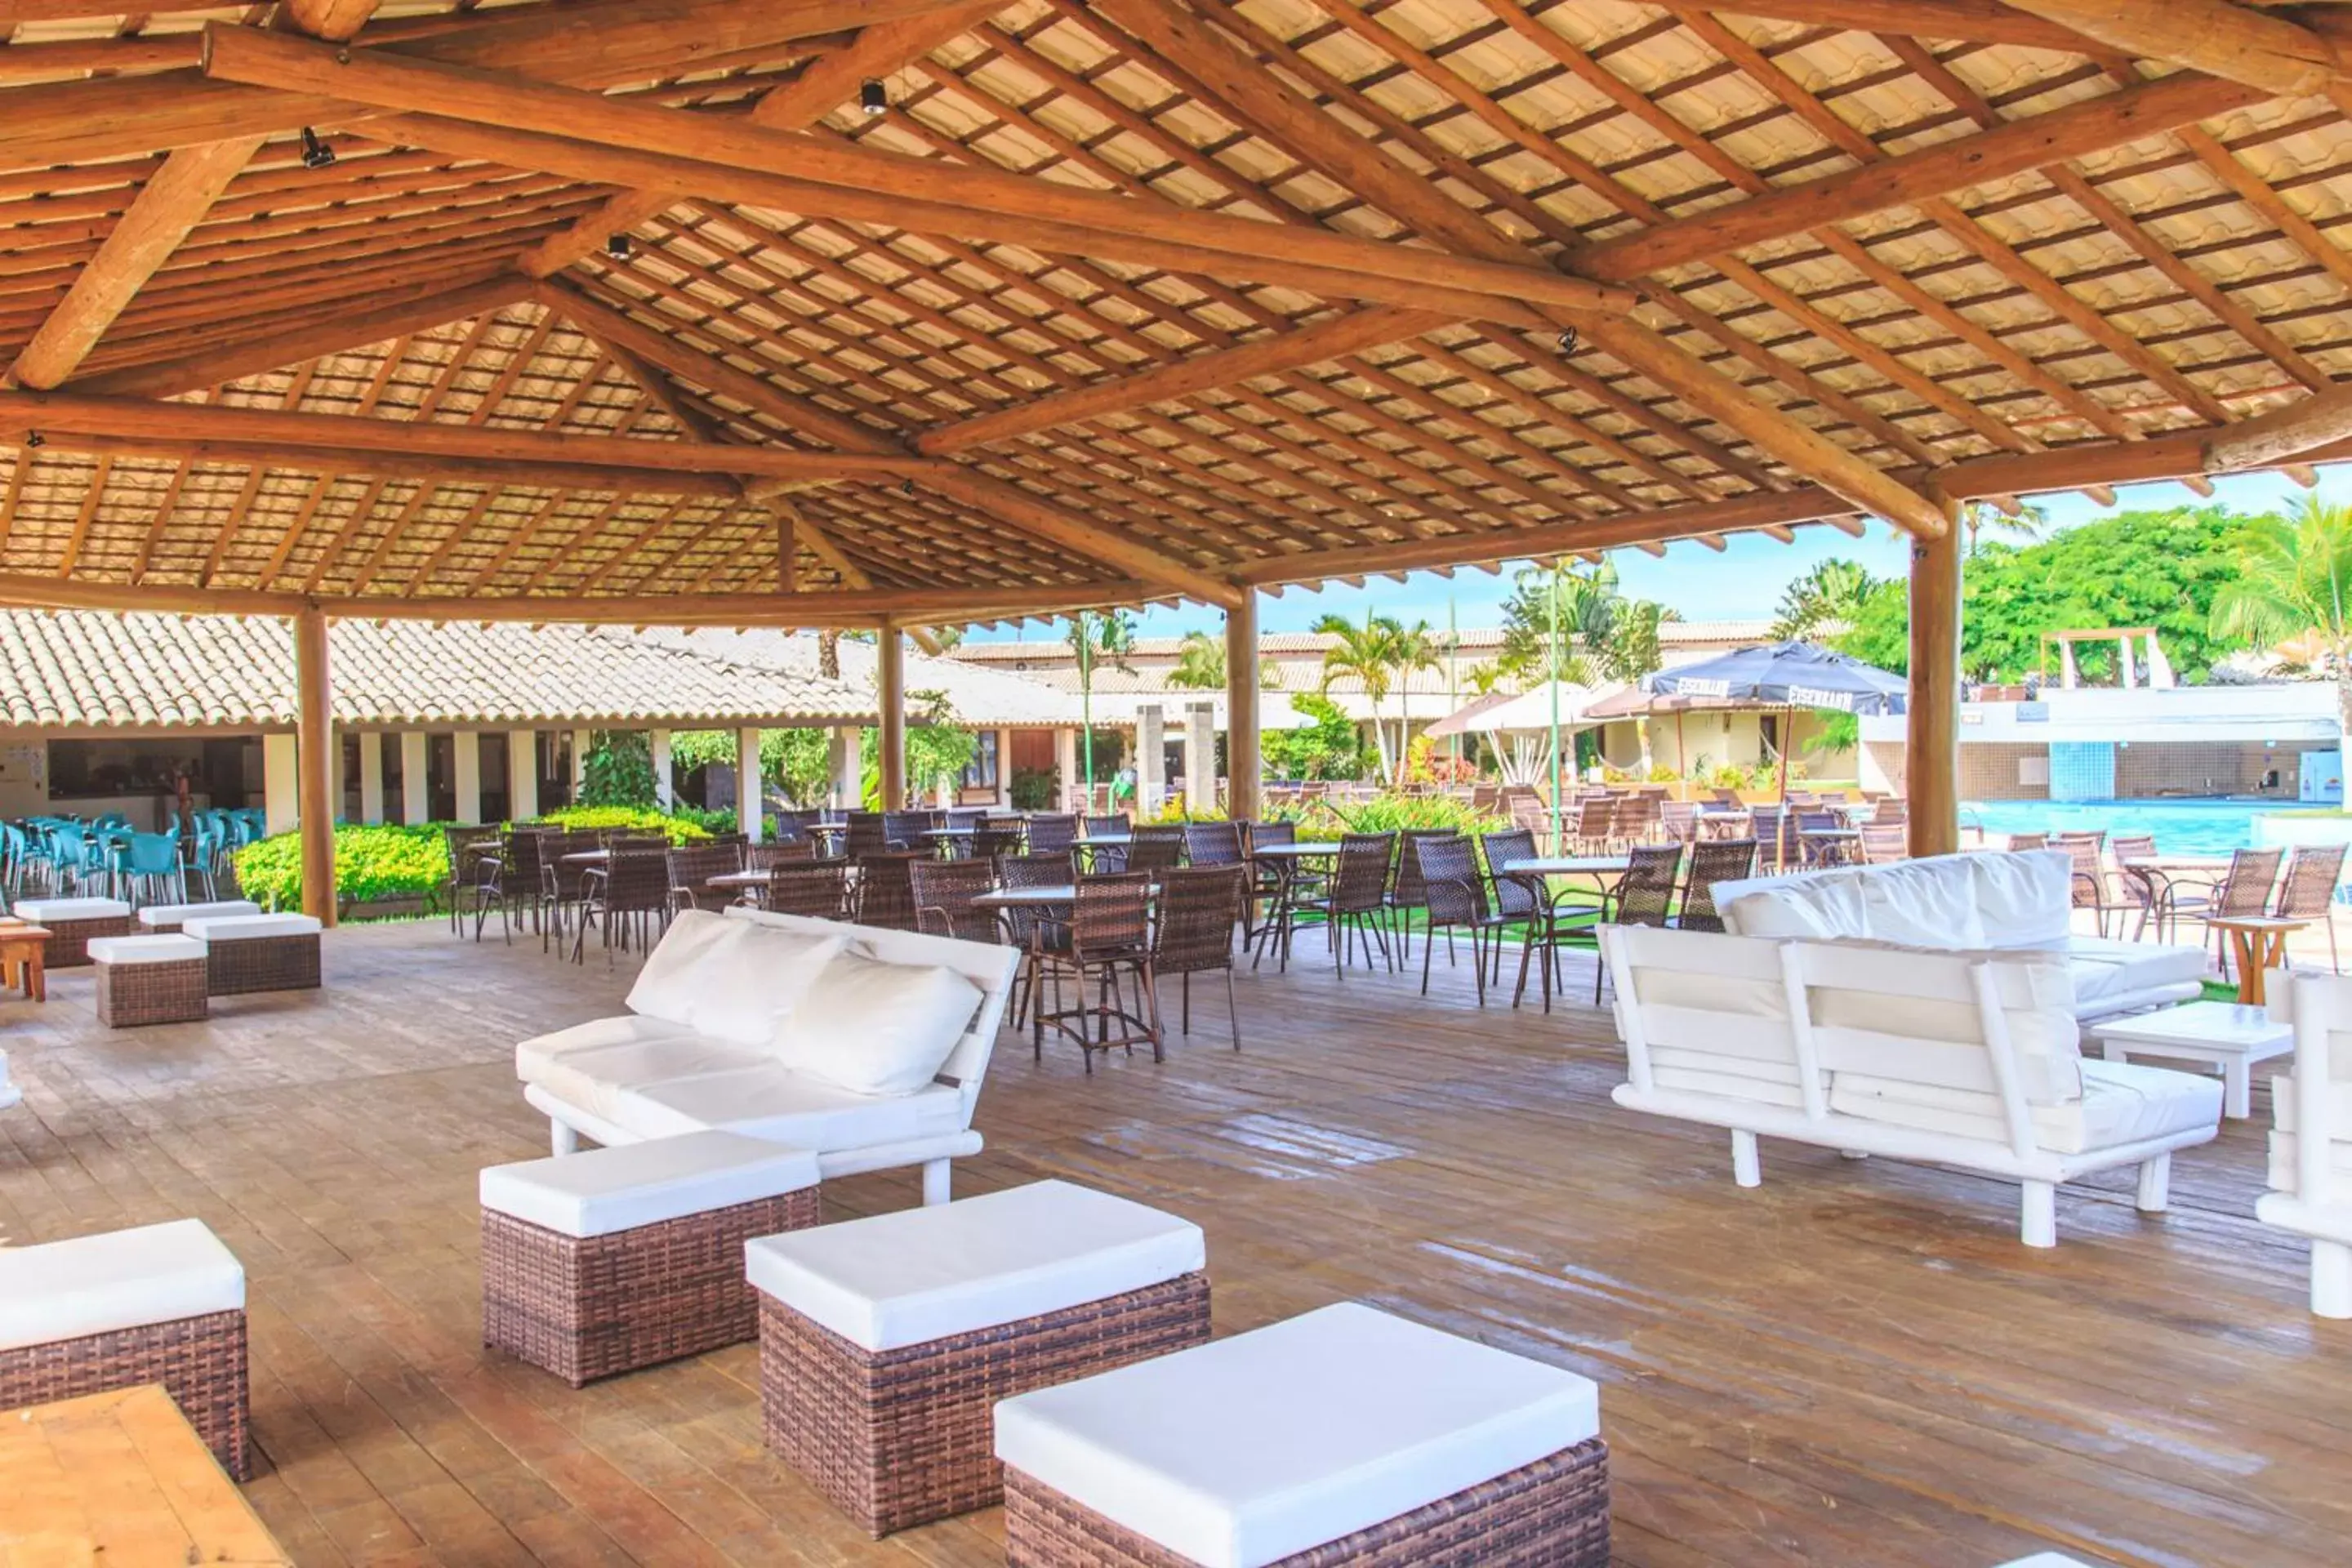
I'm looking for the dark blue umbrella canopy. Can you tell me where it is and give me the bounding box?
[1647,640,1908,715]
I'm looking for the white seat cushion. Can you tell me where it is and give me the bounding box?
[87,933,207,965]
[993,1303,1601,1568]
[11,898,131,921]
[516,1013,703,1083]
[179,913,322,941]
[0,1049,16,1112]
[519,1034,772,1126]
[607,1062,967,1150]
[137,901,261,928]
[0,1218,244,1352]
[1828,1058,2221,1154]
[2065,937,2207,1007]
[480,1130,819,1238]
[745,1179,1202,1352]
[771,951,982,1097]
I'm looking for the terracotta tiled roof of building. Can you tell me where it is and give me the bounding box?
[0,610,873,731]
[610,628,1088,729]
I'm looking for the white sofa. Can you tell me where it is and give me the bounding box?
[1713,850,2205,1022]
[2257,970,2352,1317]
[0,1049,16,1111]
[516,907,1018,1205]
[1601,923,2223,1245]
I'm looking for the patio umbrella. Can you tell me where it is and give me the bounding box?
[1645,641,1907,804]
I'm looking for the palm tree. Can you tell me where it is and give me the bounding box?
[2212,497,2352,761]
[1066,608,1137,795]
[1313,611,1437,782]
[1960,499,2047,559]
[1770,559,1878,641]
[1165,630,1225,691]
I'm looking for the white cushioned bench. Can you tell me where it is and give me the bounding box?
[995,1302,1609,1568]
[480,1129,819,1386]
[748,1178,1208,1537]
[0,1049,17,1111]
[136,899,261,934]
[180,911,322,994]
[87,933,209,1027]
[11,897,133,968]
[0,1218,249,1477]
[2257,970,2352,1317]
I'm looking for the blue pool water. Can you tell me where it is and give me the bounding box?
[1962,798,2281,856]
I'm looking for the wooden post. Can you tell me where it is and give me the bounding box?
[1225,590,1262,822]
[878,623,907,812]
[1906,522,1962,858]
[294,606,336,927]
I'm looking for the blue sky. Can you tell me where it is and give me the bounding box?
[965,469,2342,643]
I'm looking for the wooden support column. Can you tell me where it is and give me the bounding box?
[1906,522,1962,859]
[737,728,764,842]
[358,732,384,825]
[294,606,336,927]
[399,731,428,825]
[878,624,907,813]
[1225,591,1262,823]
[452,731,482,826]
[506,730,540,821]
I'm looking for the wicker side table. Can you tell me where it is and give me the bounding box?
[995,1303,1609,1568]
[480,1131,822,1387]
[0,1218,250,1479]
[11,898,134,969]
[180,913,323,995]
[747,1179,1210,1537]
[89,934,210,1027]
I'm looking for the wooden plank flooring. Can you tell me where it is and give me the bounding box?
[1,920,2345,1567]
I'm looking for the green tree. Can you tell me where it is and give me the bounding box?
[2211,496,2352,762]
[858,690,979,808]
[1959,498,2048,559]
[1494,559,1671,686]
[1833,506,2258,684]
[1771,559,1881,641]
[1067,609,1136,791]
[579,730,657,808]
[1260,691,1369,782]
[1312,611,1437,782]
[1166,629,1225,691]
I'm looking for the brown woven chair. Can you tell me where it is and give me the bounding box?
[1659,800,1698,844]
[443,823,501,936]
[1035,873,1159,1072]
[1125,825,1187,876]
[2008,831,2048,852]
[1676,838,1757,933]
[1182,821,1244,867]
[1027,813,1079,855]
[749,839,817,871]
[608,834,670,854]
[1593,844,1683,1003]
[1307,832,1396,976]
[2053,832,2122,936]
[1152,865,1245,1046]
[882,810,936,852]
[911,858,998,943]
[666,842,743,915]
[2108,834,2158,937]
[1384,828,1457,962]
[2160,847,2283,976]
[854,852,920,931]
[2275,842,2346,973]
[1860,822,1908,864]
[572,849,670,966]
[974,823,1027,864]
[540,830,603,955]
[999,851,1075,1039]
[472,826,552,946]
[1570,797,1616,855]
[844,812,890,858]
[1795,810,1851,868]
[1414,835,1517,1006]
[762,862,849,921]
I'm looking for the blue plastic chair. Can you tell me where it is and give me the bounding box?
[119,830,185,906]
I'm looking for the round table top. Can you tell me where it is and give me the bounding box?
[1499,856,1629,876]
[559,849,608,864]
[1074,831,1131,845]
[2207,914,2310,933]
[2121,855,2232,871]
[921,826,976,837]
[972,886,1078,909]
[1251,842,1343,859]
[1799,826,1861,839]
[705,871,771,889]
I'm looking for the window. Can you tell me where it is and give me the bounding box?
[963,729,1000,789]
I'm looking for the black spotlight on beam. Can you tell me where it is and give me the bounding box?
[606,233,632,261]
[861,78,889,116]
[300,127,336,170]
[23,431,43,448]
[1556,327,1579,357]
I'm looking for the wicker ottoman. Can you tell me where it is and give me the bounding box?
[136,900,261,937]
[0,1218,250,1480]
[996,1303,1609,1568]
[481,1129,822,1387]
[180,913,322,995]
[748,1178,1209,1538]
[89,934,210,1027]
[11,898,133,969]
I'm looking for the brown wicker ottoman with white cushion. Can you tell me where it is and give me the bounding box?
[995,1303,1609,1568]
[747,1178,1209,1537]
[481,1129,822,1387]
[136,899,261,937]
[180,912,322,994]
[88,933,210,1027]
[0,1218,250,1480]
[11,897,133,969]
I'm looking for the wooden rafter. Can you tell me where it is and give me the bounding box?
[2002,1,2352,103]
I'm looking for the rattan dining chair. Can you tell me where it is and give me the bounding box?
[910,858,999,943]
[1152,864,1246,1047]
[1125,824,1187,875]
[2161,847,2283,977]
[1675,838,1757,934]
[572,849,670,966]
[1026,813,1079,855]
[2275,843,2347,973]
[1182,821,1245,867]
[882,810,935,852]
[1036,873,1160,1072]
[1413,835,1515,1006]
[854,853,920,930]
[665,842,743,915]
[762,862,850,921]
[1860,823,1908,864]
[1592,844,1684,1004]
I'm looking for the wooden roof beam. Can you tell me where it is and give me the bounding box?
[5,0,384,390]
[195,27,1642,325]
[1089,0,1949,537]
[522,0,1002,279]
[1646,1,2102,51]
[2001,1,2352,100]
[914,305,1454,457]
[2203,384,2352,470]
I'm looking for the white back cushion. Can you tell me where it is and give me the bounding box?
[1719,852,2069,954]
[626,910,737,1027]
[772,951,983,1096]
[1969,851,2073,949]
[626,910,846,1046]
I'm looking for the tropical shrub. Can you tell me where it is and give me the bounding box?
[1262,692,1370,782]
[537,805,712,844]
[580,729,659,808]
[234,824,450,914]
[1271,792,1503,839]
[1402,733,1478,786]
[1009,766,1058,811]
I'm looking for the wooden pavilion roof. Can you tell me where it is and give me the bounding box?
[1,0,2350,629]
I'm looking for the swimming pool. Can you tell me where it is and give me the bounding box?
[1961,798,2283,857]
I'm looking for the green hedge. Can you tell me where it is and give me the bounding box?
[534,806,711,844]
[234,823,451,913]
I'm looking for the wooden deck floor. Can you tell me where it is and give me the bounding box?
[1,920,2344,1567]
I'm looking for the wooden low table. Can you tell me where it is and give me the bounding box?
[2209,915,2310,1005]
[0,1383,288,1565]
[0,920,50,1001]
